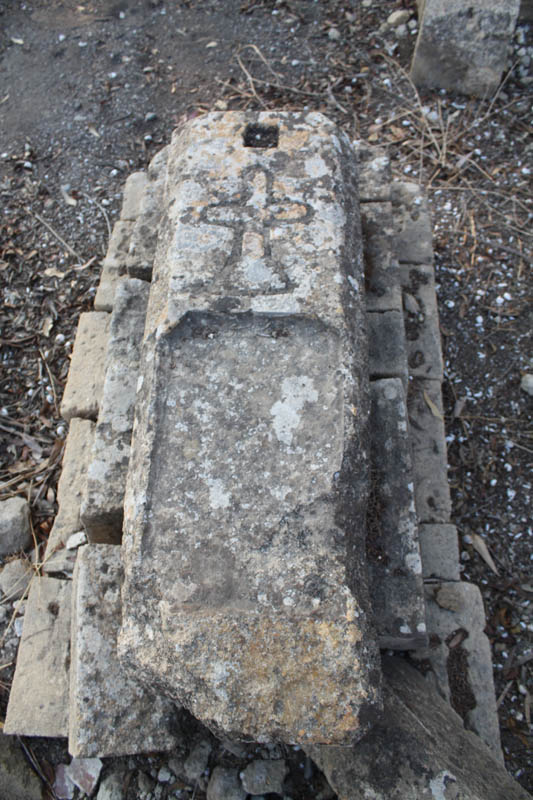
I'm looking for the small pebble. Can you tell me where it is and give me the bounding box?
[520,374,533,396]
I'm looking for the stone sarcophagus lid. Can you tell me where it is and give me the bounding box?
[118,112,382,745]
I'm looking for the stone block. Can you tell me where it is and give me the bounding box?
[4,577,71,737]
[120,171,148,221]
[368,379,426,649]
[407,378,452,523]
[400,263,444,381]
[361,202,402,313]
[0,735,42,800]
[367,310,408,387]
[391,182,433,264]
[419,523,460,581]
[105,220,134,269]
[411,0,521,96]
[0,558,33,600]
[69,545,179,757]
[81,279,149,544]
[308,656,530,800]
[126,146,168,281]
[0,496,31,556]
[413,581,503,760]
[120,112,381,746]
[94,258,121,312]
[352,140,391,202]
[60,312,111,422]
[44,418,95,558]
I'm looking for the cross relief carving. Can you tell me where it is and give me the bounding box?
[199,165,313,295]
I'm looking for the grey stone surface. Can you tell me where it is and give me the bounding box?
[183,739,213,782]
[241,760,287,795]
[400,263,444,381]
[0,496,31,556]
[413,581,503,760]
[69,544,179,757]
[0,734,43,800]
[368,379,426,649]
[120,171,149,221]
[120,112,381,746]
[367,310,408,386]
[352,140,391,202]
[207,767,247,800]
[0,557,33,600]
[44,418,95,558]
[65,757,103,797]
[41,547,78,577]
[81,279,149,544]
[308,656,530,800]
[361,202,402,313]
[407,378,452,523]
[60,312,111,421]
[94,258,121,313]
[411,0,521,96]
[419,523,460,581]
[391,182,433,264]
[96,766,128,800]
[5,576,71,737]
[126,146,168,281]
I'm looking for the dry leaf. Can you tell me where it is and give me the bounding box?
[206,41,218,48]
[11,37,24,45]
[423,390,444,420]
[88,125,101,138]
[41,316,53,337]
[44,266,64,278]
[471,533,499,575]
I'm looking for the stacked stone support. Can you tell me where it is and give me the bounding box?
[4,115,512,794]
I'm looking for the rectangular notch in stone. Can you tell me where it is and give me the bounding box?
[243,123,279,148]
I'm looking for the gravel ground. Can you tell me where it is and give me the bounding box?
[0,0,532,796]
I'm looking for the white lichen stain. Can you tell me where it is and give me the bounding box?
[429,771,458,800]
[207,477,231,510]
[270,375,318,446]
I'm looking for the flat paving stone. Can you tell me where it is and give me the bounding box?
[391,182,434,265]
[361,202,402,313]
[353,140,391,202]
[120,171,148,221]
[418,523,461,581]
[69,544,179,758]
[126,146,168,281]
[81,279,149,544]
[5,577,71,737]
[120,111,381,746]
[60,312,110,422]
[367,310,408,387]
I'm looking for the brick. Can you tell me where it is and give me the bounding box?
[367,310,408,388]
[4,577,71,737]
[81,279,149,544]
[368,379,426,649]
[400,263,444,382]
[407,378,452,523]
[44,418,95,559]
[60,312,110,422]
[418,523,460,581]
[120,171,148,221]
[391,182,433,264]
[69,545,179,757]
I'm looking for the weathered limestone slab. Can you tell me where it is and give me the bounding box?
[411,0,521,97]
[81,279,149,544]
[308,656,530,800]
[44,418,95,559]
[5,577,71,737]
[400,263,444,381]
[367,311,408,387]
[60,312,110,421]
[419,523,460,581]
[94,258,121,313]
[120,112,381,746]
[414,582,503,760]
[391,182,433,265]
[407,378,452,523]
[120,171,149,222]
[361,202,402,313]
[126,146,168,281]
[70,545,179,757]
[352,140,391,202]
[368,379,426,649]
